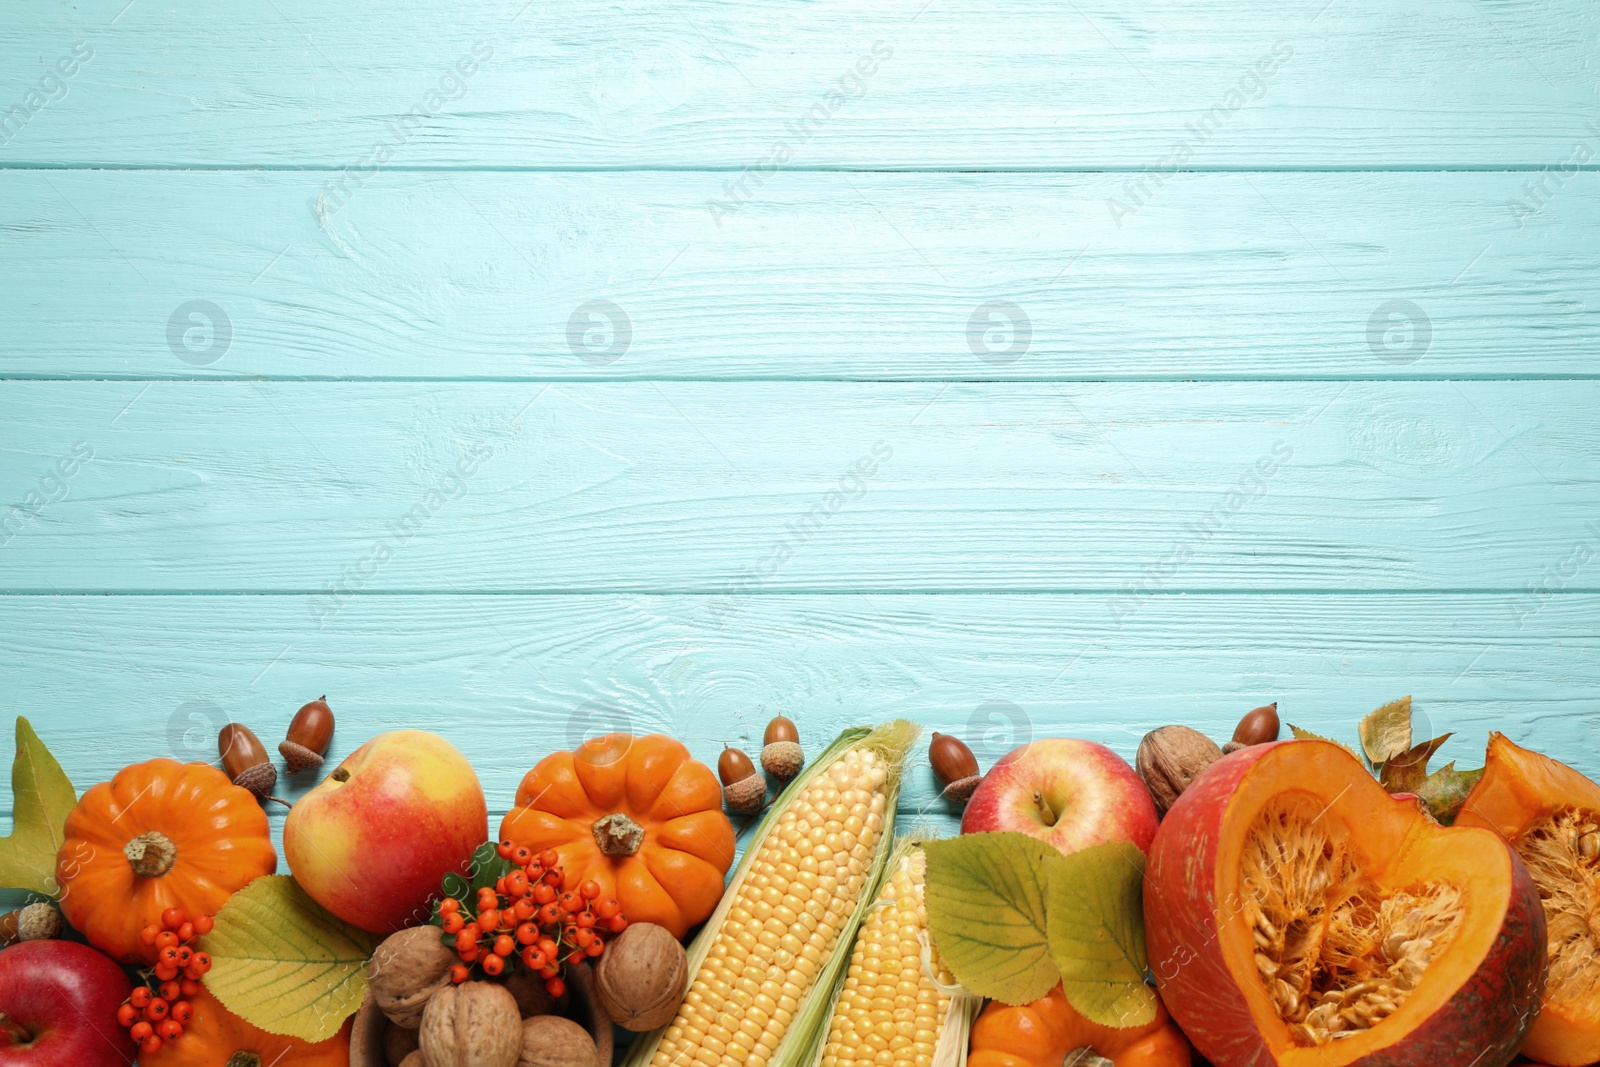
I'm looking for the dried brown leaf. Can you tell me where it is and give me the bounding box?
[1358,696,1413,764]
[1379,733,1452,794]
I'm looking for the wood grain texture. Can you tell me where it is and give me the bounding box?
[2,171,1596,380]
[4,380,1597,594]
[0,592,1593,866]
[0,0,1596,168]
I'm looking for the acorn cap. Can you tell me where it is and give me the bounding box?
[723,773,766,815]
[279,738,326,774]
[233,760,279,801]
[760,740,804,782]
[940,774,982,807]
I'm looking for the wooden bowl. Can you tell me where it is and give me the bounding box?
[350,962,615,1066]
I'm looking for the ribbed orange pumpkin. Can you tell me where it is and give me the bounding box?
[969,986,1191,1067]
[499,733,736,939]
[56,758,277,964]
[143,987,351,1067]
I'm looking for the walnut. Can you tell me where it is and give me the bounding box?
[518,1015,599,1067]
[419,981,522,1067]
[593,922,687,1031]
[369,926,459,1029]
[400,1054,427,1067]
[17,902,61,942]
[502,965,555,1018]
[1137,725,1223,816]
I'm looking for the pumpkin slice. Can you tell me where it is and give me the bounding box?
[1145,739,1545,1067]
[1454,733,1600,1067]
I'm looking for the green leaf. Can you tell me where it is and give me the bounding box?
[924,832,1059,1006]
[1379,733,1452,794]
[1358,696,1413,764]
[0,718,76,896]
[1287,724,1361,761]
[1418,762,1485,825]
[200,876,380,1041]
[1045,841,1157,1029]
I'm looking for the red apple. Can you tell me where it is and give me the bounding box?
[960,738,1159,855]
[285,729,487,934]
[0,940,134,1066]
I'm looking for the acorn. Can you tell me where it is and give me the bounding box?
[717,747,766,815]
[280,695,335,774]
[928,732,982,805]
[759,716,804,784]
[219,722,283,804]
[1222,702,1281,754]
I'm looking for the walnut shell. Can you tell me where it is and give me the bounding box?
[593,922,687,1031]
[370,926,459,1029]
[385,1020,422,1066]
[400,1054,427,1067]
[1137,725,1223,816]
[518,1015,599,1067]
[420,981,522,1067]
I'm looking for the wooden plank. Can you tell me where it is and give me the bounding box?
[1,592,1595,865]
[1,0,1595,168]
[2,171,1597,380]
[2,380,1598,593]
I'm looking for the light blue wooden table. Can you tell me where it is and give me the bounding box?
[2,0,1598,871]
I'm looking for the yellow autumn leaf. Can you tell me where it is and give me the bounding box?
[200,875,379,1041]
[1046,841,1157,1029]
[1358,696,1413,764]
[0,718,77,895]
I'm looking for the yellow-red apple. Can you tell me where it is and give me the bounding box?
[960,738,1159,855]
[284,729,487,934]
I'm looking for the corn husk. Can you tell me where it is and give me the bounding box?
[620,720,921,1067]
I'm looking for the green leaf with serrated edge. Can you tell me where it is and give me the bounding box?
[1419,762,1485,825]
[200,875,379,1041]
[1287,724,1361,761]
[1046,841,1158,1029]
[0,718,76,896]
[1379,734,1452,794]
[1358,696,1413,764]
[924,832,1059,1007]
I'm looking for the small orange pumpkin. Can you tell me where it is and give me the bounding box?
[56,758,277,964]
[143,987,351,1067]
[499,734,736,939]
[969,986,1191,1067]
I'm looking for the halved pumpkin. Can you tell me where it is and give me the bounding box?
[1454,733,1600,1067]
[1145,739,1545,1067]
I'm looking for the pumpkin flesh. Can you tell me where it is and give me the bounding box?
[499,734,735,940]
[1146,740,1545,1067]
[1455,733,1600,1067]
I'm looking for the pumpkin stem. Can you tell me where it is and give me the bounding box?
[124,830,177,878]
[0,1013,32,1045]
[592,813,645,857]
[225,1054,263,1067]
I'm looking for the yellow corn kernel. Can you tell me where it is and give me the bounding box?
[646,741,900,1067]
[819,847,954,1067]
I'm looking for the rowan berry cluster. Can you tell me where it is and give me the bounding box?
[436,842,627,997]
[118,907,214,1055]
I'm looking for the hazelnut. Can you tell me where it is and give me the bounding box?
[281,695,335,774]
[928,733,982,805]
[369,926,459,1029]
[386,1020,422,1066]
[717,747,765,815]
[16,902,60,942]
[419,981,522,1067]
[518,1015,599,1067]
[760,716,804,783]
[593,922,688,1032]
[1136,725,1224,816]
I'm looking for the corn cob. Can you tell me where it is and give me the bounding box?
[814,838,980,1067]
[625,721,920,1067]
